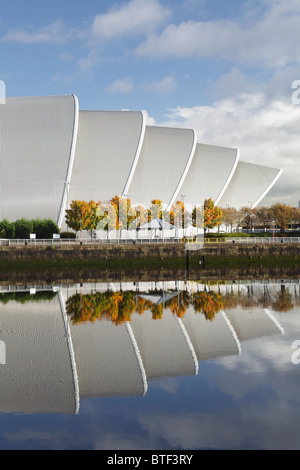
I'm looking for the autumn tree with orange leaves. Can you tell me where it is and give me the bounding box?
[203,198,222,233]
[65,200,102,236]
[192,198,222,233]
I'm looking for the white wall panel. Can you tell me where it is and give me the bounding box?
[218,161,282,208]
[68,110,145,205]
[179,143,238,208]
[127,126,196,208]
[181,307,240,361]
[130,310,198,379]
[0,295,78,414]
[225,307,283,342]
[69,319,147,398]
[0,95,78,224]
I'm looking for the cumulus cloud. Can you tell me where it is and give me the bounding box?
[106,77,133,94]
[91,0,171,42]
[145,76,177,94]
[136,1,300,67]
[3,19,74,44]
[77,50,100,72]
[158,89,300,206]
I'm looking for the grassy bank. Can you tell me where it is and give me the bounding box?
[0,253,299,272]
[0,256,188,272]
[202,255,300,268]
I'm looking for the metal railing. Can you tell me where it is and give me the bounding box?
[1,236,300,247]
[0,237,185,246]
[203,237,300,244]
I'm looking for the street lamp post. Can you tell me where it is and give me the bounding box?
[226,202,231,233]
[181,194,186,238]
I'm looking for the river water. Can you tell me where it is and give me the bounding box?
[0,277,300,450]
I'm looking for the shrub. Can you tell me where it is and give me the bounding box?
[32,218,59,239]
[0,218,60,239]
[14,218,34,239]
[60,231,76,239]
[0,219,15,239]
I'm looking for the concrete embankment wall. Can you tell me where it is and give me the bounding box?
[200,242,300,259]
[0,243,186,261]
[0,242,299,285]
[0,242,300,262]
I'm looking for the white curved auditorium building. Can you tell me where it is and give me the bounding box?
[0,94,282,228]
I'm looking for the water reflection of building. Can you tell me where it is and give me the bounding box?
[0,295,79,414]
[0,281,290,415]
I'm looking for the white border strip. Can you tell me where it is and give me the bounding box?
[263,308,285,335]
[215,148,239,205]
[175,316,199,376]
[125,321,148,396]
[58,290,80,414]
[252,168,283,209]
[166,128,198,211]
[220,311,242,356]
[57,94,80,228]
[122,110,147,197]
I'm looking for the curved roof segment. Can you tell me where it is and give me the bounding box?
[218,161,283,209]
[68,110,145,204]
[178,143,239,208]
[127,125,196,208]
[0,95,78,224]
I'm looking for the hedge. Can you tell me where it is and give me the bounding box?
[0,218,60,239]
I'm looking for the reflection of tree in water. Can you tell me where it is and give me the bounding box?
[271,285,294,312]
[167,291,190,318]
[66,283,300,325]
[222,284,298,313]
[193,291,224,322]
[66,289,223,325]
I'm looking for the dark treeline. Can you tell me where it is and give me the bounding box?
[0,218,59,239]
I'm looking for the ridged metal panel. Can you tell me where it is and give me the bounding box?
[0,296,77,414]
[179,143,238,207]
[218,161,282,208]
[130,310,198,379]
[0,95,78,223]
[68,319,147,398]
[127,126,196,208]
[68,110,145,204]
[181,307,240,361]
[225,307,282,342]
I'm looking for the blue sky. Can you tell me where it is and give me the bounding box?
[1,0,300,205]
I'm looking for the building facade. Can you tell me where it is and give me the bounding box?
[0,95,282,227]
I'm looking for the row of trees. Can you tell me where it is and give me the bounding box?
[221,204,300,233]
[65,196,300,236]
[1,200,297,239]
[0,218,59,239]
[65,196,222,235]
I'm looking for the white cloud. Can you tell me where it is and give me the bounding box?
[136,1,300,67]
[77,50,100,72]
[145,75,177,94]
[91,0,171,41]
[158,90,300,206]
[141,109,157,125]
[137,19,239,59]
[106,77,133,94]
[3,19,74,44]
